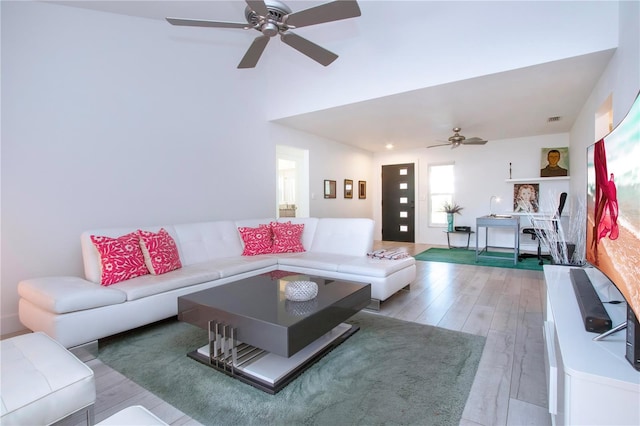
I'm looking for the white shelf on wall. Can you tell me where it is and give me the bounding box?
[505,177,570,183]
[503,177,571,214]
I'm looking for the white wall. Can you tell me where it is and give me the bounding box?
[569,0,640,203]
[270,124,373,218]
[0,2,372,334]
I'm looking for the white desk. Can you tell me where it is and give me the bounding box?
[475,215,520,265]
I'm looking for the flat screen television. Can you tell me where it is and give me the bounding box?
[586,92,640,369]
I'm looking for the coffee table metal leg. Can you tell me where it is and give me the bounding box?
[208,321,235,373]
[224,324,231,372]
[230,327,238,372]
[209,321,219,368]
[208,320,268,375]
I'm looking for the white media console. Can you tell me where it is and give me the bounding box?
[543,265,640,425]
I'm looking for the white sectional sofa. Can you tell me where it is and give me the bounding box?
[18,217,416,350]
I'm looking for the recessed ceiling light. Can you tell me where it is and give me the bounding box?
[385,143,394,150]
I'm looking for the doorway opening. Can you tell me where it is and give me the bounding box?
[276,145,309,218]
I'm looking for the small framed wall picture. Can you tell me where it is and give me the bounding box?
[324,180,336,199]
[344,179,353,199]
[359,181,366,199]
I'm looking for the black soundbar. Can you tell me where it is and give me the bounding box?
[570,268,612,333]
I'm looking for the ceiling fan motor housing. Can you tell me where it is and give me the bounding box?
[245,0,291,36]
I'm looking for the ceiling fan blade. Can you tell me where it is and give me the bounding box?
[462,138,488,145]
[427,143,451,149]
[238,35,270,69]
[245,0,269,17]
[166,17,250,29]
[285,0,361,28]
[280,32,338,66]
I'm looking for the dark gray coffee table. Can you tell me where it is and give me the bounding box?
[177,271,371,394]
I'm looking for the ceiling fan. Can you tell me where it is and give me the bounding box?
[166,0,361,69]
[427,128,488,149]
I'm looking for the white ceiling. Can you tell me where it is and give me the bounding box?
[48,1,616,152]
[273,50,614,152]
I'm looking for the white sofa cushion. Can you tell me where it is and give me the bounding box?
[277,252,415,278]
[18,277,126,314]
[172,221,244,265]
[207,256,278,278]
[310,218,374,256]
[337,256,416,278]
[0,332,95,425]
[97,406,168,426]
[111,263,221,301]
[277,252,344,272]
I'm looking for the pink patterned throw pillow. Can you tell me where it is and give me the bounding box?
[238,225,273,256]
[90,232,149,286]
[270,221,305,253]
[137,228,182,275]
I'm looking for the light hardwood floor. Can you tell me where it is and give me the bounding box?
[58,241,551,426]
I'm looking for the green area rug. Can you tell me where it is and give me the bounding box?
[414,247,543,271]
[98,312,485,426]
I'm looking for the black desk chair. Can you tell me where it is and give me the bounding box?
[519,192,568,265]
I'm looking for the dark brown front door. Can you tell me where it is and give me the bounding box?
[382,163,415,242]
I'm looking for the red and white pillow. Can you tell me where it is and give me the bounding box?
[270,221,305,253]
[90,232,149,286]
[238,225,273,256]
[137,228,182,275]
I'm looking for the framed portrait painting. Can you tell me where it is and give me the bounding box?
[540,147,569,177]
[513,183,540,213]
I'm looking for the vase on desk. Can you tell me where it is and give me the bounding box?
[447,213,454,232]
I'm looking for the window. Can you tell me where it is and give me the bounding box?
[428,163,455,226]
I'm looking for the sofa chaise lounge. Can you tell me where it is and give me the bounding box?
[18,217,416,352]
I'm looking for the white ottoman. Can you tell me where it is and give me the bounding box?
[0,332,96,425]
[97,406,168,425]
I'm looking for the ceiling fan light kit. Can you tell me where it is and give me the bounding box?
[427,127,488,149]
[166,0,361,69]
